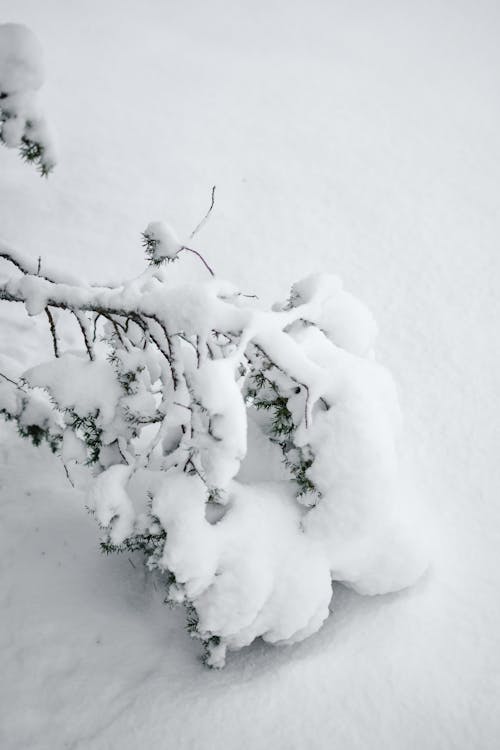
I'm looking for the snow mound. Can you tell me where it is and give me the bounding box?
[153,474,332,668]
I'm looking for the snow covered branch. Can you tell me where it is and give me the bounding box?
[0,233,428,666]
[0,23,56,175]
[0,22,427,669]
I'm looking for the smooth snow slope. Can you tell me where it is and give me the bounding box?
[1,0,499,748]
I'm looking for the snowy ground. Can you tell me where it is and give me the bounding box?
[1,1,500,748]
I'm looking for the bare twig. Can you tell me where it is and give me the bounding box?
[179,246,215,277]
[0,370,21,387]
[63,463,75,488]
[0,249,32,276]
[190,185,216,240]
[249,342,329,428]
[73,311,95,361]
[97,311,128,349]
[92,312,102,343]
[0,244,78,287]
[45,306,59,357]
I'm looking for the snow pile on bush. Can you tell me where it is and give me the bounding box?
[0,24,427,667]
[0,235,428,666]
[0,23,55,175]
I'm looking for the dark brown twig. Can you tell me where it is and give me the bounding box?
[73,311,94,361]
[45,306,59,357]
[179,246,215,277]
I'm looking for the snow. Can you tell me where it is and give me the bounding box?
[189,358,247,489]
[143,220,182,262]
[288,273,378,356]
[24,353,122,424]
[0,22,55,172]
[89,464,135,545]
[154,476,332,668]
[10,250,426,659]
[0,23,44,94]
[1,0,500,748]
[287,323,428,595]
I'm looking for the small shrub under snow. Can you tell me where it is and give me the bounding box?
[0,25,428,667]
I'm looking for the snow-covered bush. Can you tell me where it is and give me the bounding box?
[0,23,55,175]
[0,25,427,667]
[0,242,428,665]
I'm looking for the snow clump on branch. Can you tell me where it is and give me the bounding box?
[0,23,56,175]
[142,221,183,263]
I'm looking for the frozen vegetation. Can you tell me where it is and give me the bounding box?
[1,1,499,747]
[0,23,55,175]
[0,20,428,669]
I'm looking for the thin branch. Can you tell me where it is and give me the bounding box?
[0,370,21,387]
[173,401,192,412]
[249,342,329,428]
[0,250,32,276]
[196,334,202,368]
[0,241,127,291]
[45,306,59,357]
[190,185,216,240]
[96,311,128,348]
[206,339,217,360]
[179,246,215,277]
[92,312,102,343]
[146,314,181,389]
[73,311,94,361]
[63,463,75,488]
[1,283,189,394]
[0,244,78,286]
[236,292,259,300]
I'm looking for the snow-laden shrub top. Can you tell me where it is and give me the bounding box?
[0,23,427,668]
[0,23,56,175]
[0,230,428,667]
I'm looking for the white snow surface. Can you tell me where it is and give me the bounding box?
[0,23,44,93]
[1,1,500,748]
